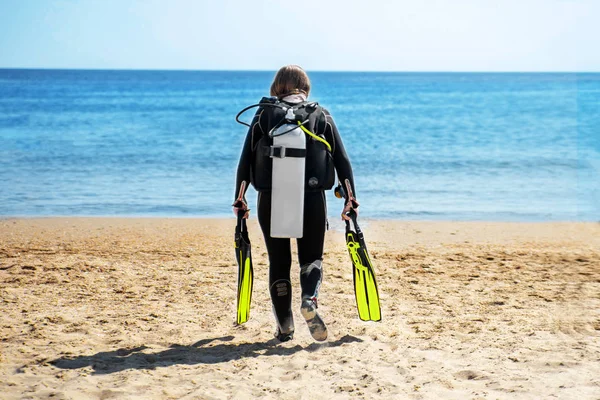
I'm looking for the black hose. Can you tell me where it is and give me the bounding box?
[235,103,288,127]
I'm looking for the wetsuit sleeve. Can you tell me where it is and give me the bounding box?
[323,109,357,200]
[234,112,262,204]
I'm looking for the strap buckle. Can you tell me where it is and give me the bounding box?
[269,146,286,158]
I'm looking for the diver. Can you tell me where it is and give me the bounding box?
[233,65,359,342]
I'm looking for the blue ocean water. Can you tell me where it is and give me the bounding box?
[0,69,598,221]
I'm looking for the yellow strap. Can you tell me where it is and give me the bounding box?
[297,122,332,152]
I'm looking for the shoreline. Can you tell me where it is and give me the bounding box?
[2,216,598,241]
[1,218,599,398]
[2,214,598,223]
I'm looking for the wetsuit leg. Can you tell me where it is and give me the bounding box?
[297,191,328,341]
[297,191,327,300]
[257,191,294,340]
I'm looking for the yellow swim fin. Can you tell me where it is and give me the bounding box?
[345,210,381,322]
[235,211,253,324]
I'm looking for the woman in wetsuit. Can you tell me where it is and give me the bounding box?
[233,65,359,342]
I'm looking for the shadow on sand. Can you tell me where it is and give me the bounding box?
[49,334,363,375]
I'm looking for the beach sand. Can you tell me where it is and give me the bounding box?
[1,218,599,399]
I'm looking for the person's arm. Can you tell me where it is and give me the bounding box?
[233,112,262,218]
[323,109,360,220]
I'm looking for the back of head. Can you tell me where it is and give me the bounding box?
[270,65,311,99]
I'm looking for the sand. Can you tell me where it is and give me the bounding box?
[1,217,599,399]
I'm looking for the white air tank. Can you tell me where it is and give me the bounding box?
[270,123,306,238]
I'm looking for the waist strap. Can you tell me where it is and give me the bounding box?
[261,146,306,159]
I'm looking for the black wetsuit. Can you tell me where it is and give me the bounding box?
[234,99,356,333]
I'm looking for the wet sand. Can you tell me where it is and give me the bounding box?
[1,218,599,399]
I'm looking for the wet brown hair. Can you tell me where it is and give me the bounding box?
[270,65,311,98]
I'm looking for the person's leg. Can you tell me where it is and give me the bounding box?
[297,191,328,341]
[298,191,327,299]
[257,191,294,341]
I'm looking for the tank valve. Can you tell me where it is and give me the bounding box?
[285,107,295,121]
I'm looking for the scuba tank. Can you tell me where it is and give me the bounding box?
[236,98,335,238]
[270,108,306,238]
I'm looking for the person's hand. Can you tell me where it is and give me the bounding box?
[233,200,250,219]
[341,198,359,221]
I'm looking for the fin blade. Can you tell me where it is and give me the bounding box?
[354,267,370,321]
[236,250,254,324]
[361,247,381,321]
[347,230,381,322]
[365,265,381,322]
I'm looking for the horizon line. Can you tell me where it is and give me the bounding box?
[1,67,599,74]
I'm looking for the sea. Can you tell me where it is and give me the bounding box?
[0,69,598,221]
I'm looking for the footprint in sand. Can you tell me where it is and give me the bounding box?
[453,370,488,381]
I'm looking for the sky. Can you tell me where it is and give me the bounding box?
[0,0,598,72]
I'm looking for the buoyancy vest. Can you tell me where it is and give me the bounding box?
[250,97,335,192]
